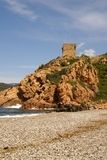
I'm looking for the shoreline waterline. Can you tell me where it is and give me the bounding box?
[0,104,44,118]
[0,113,42,118]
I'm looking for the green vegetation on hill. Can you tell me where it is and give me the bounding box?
[46,68,67,84]
[94,63,107,101]
[60,59,78,67]
[0,83,18,91]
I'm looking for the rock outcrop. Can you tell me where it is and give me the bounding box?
[0,87,21,106]
[0,44,107,111]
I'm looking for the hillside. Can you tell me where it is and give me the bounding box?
[0,43,107,110]
[0,83,18,91]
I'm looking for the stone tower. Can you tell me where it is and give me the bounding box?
[62,43,76,58]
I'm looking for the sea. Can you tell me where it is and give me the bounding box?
[0,104,41,118]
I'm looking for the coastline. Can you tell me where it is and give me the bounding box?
[0,110,107,159]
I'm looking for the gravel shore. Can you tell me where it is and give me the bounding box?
[0,110,107,160]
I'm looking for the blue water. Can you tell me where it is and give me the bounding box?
[0,107,41,118]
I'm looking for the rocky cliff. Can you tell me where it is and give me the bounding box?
[0,45,107,111]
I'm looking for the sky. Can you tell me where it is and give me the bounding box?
[0,0,107,83]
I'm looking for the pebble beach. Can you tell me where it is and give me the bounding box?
[0,110,107,160]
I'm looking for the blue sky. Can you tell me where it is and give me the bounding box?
[0,0,107,83]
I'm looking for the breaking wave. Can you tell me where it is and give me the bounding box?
[0,104,42,118]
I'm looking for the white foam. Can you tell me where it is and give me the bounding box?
[0,113,41,119]
[4,104,22,109]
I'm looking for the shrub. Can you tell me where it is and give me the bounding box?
[94,63,107,101]
[38,64,45,69]
[79,80,86,88]
[68,59,78,65]
[87,64,92,69]
[46,68,67,84]
[68,80,77,86]
[60,61,67,67]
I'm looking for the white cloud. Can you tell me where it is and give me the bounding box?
[79,49,96,57]
[77,42,85,49]
[33,0,107,30]
[4,0,39,20]
[34,0,73,17]
[4,0,107,30]
[77,12,107,30]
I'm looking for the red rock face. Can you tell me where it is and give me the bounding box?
[54,59,98,106]
[0,52,101,110]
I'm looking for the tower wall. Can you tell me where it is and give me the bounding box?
[62,43,76,58]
